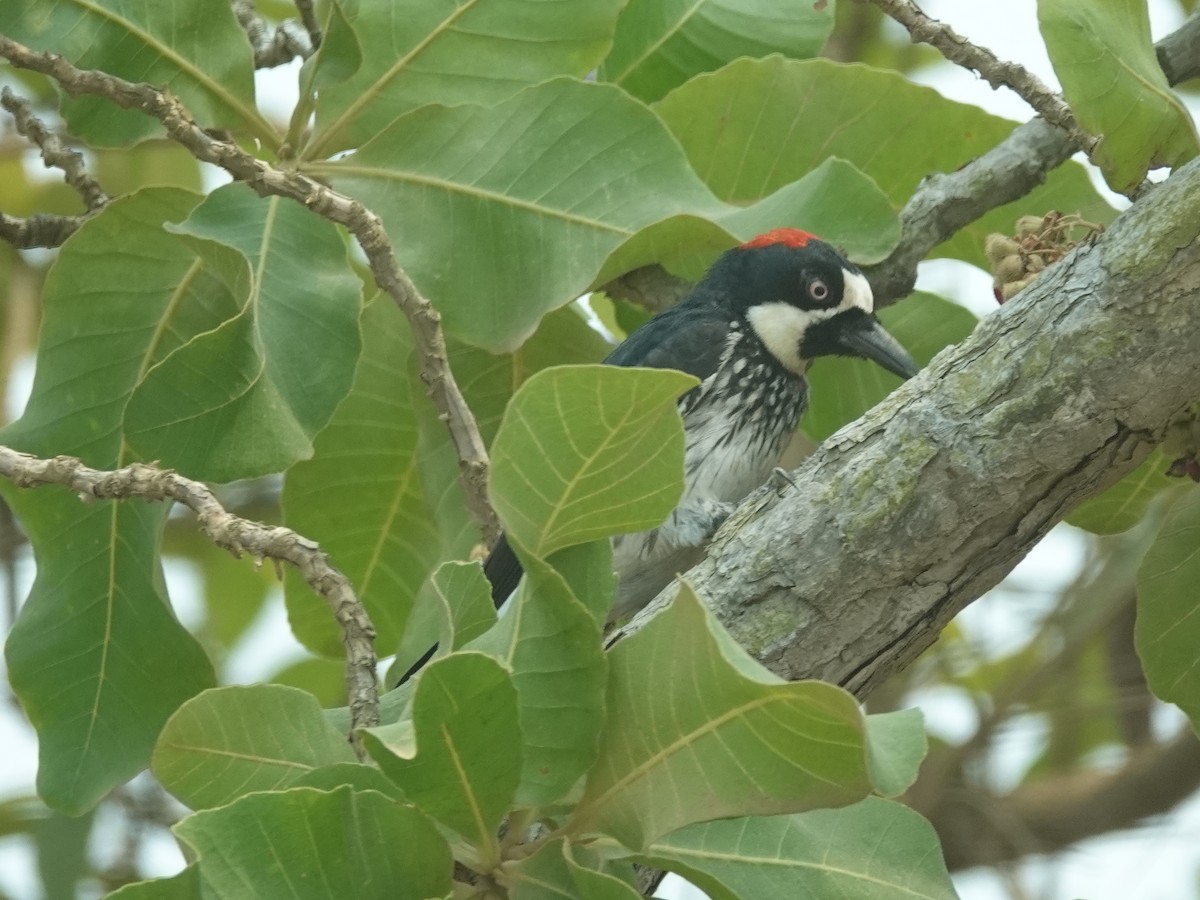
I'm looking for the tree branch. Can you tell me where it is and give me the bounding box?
[0,211,88,249]
[613,153,1200,698]
[0,34,500,545]
[0,446,379,742]
[231,0,314,68]
[917,728,1200,870]
[1,87,108,210]
[864,0,1096,154]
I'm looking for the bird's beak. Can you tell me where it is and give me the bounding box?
[831,311,920,380]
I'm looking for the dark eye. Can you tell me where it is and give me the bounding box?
[807,279,829,303]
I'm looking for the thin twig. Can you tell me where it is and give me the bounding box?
[231,0,314,68]
[864,0,1098,155]
[1,87,108,210]
[0,34,500,546]
[0,445,380,740]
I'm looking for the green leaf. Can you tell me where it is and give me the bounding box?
[596,158,902,286]
[865,709,927,798]
[547,540,618,625]
[269,656,346,708]
[655,56,1114,270]
[106,867,202,900]
[391,560,498,685]
[570,585,873,849]
[490,365,695,558]
[283,296,437,656]
[1039,0,1199,193]
[2,499,213,815]
[644,798,958,900]
[364,653,521,865]
[124,185,363,482]
[805,293,977,441]
[0,0,271,147]
[317,79,727,351]
[174,787,453,900]
[509,839,643,900]
[466,555,607,806]
[306,0,628,158]
[431,560,500,649]
[35,808,94,900]
[153,685,357,810]
[1136,489,1200,730]
[600,0,834,102]
[1068,448,1176,534]
[2,189,219,814]
[293,762,407,799]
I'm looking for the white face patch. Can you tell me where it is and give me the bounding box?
[745,267,875,373]
[842,270,874,314]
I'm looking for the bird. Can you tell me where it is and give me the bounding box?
[484,228,919,622]
[398,228,918,684]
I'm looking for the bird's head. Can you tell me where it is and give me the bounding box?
[706,228,919,380]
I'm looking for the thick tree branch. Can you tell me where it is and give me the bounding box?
[0,446,379,742]
[916,728,1200,870]
[0,34,500,545]
[615,154,1200,698]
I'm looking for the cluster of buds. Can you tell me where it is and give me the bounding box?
[1164,404,1200,482]
[984,211,1105,304]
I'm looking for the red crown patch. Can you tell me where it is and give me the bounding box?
[739,228,818,250]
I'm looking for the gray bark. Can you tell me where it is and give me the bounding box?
[614,155,1200,696]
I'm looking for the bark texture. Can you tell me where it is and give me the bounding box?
[614,155,1200,697]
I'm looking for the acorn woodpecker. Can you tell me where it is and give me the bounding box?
[484,228,919,623]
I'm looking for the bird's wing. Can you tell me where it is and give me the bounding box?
[483,304,731,608]
[602,302,730,380]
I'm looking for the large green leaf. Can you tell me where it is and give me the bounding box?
[318,79,896,352]
[365,652,521,866]
[283,296,438,657]
[1136,488,1200,730]
[465,555,607,806]
[489,365,695,559]
[1068,448,1177,534]
[596,158,902,287]
[152,685,357,810]
[656,56,1114,269]
[1039,0,1199,193]
[0,0,271,147]
[125,185,363,482]
[600,0,834,102]
[2,188,220,814]
[316,79,725,350]
[805,293,977,441]
[644,798,958,900]
[174,787,452,900]
[569,586,874,849]
[306,0,628,158]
